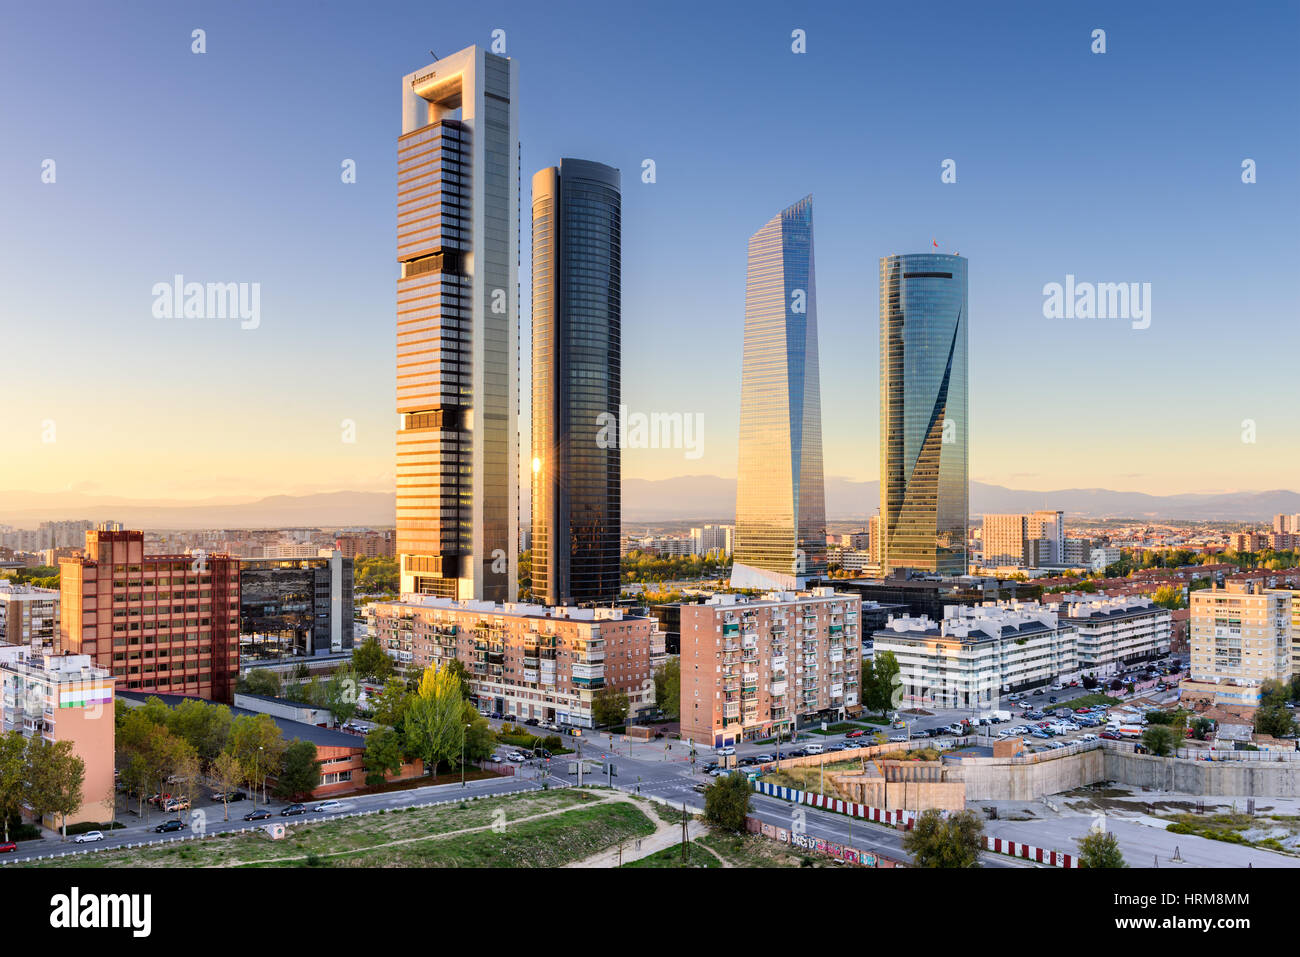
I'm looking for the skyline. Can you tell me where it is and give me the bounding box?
[2,0,1298,505]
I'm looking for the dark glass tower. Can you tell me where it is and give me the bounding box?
[879,253,969,575]
[731,196,827,589]
[531,159,622,606]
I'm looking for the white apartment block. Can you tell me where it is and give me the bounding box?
[1090,546,1123,572]
[1185,582,1292,707]
[1057,594,1172,676]
[873,602,1078,709]
[690,524,734,557]
[0,582,60,649]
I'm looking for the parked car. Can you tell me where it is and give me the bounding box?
[1048,696,1058,703]
[1080,733,1099,742]
[717,746,736,756]
[845,729,866,738]
[280,804,308,816]
[243,809,272,821]
[1099,731,1122,741]
[1032,689,1045,696]
[154,819,185,833]
[523,717,540,726]
[74,830,104,844]
[313,800,344,812]
[803,743,824,755]
[786,748,808,757]
[888,733,907,743]
[0,841,16,853]
[164,797,190,812]
[752,753,775,763]
[211,790,248,802]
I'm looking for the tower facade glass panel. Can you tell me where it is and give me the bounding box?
[531,159,622,606]
[731,196,826,589]
[879,253,968,575]
[396,46,519,601]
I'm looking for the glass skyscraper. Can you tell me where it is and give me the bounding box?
[530,159,622,606]
[396,46,519,601]
[731,196,827,589]
[879,253,968,575]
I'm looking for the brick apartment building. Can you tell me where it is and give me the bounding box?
[58,529,240,703]
[679,588,862,749]
[368,598,666,728]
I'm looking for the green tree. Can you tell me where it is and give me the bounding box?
[1189,717,1214,741]
[168,698,233,766]
[0,731,27,842]
[363,727,405,787]
[1141,725,1180,756]
[1150,585,1185,610]
[653,657,681,719]
[320,666,360,727]
[1077,829,1127,868]
[371,678,413,729]
[592,686,630,728]
[351,637,394,682]
[273,740,322,801]
[902,809,984,868]
[210,751,245,821]
[869,651,901,715]
[702,772,751,832]
[25,737,85,840]
[240,668,282,698]
[461,701,496,763]
[228,713,287,805]
[403,663,466,774]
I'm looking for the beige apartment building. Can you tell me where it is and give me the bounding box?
[0,649,115,827]
[982,514,1029,567]
[1185,582,1293,707]
[679,588,862,749]
[368,598,665,728]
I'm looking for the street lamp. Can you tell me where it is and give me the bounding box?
[461,723,471,788]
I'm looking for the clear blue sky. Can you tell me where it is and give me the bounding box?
[1,0,1296,501]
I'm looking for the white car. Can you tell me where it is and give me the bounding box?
[888,734,907,743]
[75,830,105,844]
[1080,733,1099,742]
[506,752,526,762]
[313,800,344,813]
[717,746,736,756]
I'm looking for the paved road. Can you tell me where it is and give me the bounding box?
[1,772,551,865]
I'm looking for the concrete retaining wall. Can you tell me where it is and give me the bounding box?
[1101,751,1300,797]
[962,750,1105,802]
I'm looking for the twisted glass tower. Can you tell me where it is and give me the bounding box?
[731,196,827,589]
[531,159,622,606]
[879,253,968,575]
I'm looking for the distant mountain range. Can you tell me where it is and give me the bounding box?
[622,476,1300,523]
[1,480,1297,530]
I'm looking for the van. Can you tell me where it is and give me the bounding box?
[990,710,1012,722]
[803,743,824,755]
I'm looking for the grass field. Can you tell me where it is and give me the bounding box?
[17,789,657,869]
[696,831,834,867]
[620,841,721,868]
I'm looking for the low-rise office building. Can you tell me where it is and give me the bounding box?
[874,602,1078,709]
[678,588,862,748]
[239,551,354,657]
[368,598,665,728]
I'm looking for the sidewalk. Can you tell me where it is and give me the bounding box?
[566,812,710,868]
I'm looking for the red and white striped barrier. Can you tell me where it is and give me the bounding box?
[985,835,1078,867]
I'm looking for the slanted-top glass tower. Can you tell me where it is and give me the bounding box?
[879,253,968,575]
[395,46,519,601]
[731,196,827,589]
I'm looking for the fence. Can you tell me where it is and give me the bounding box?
[745,816,903,867]
[984,836,1078,868]
[752,779,917,828]
[0,779,565,866]
[1101,739,1300,762]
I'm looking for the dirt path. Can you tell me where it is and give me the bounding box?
[565,798,710,868]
